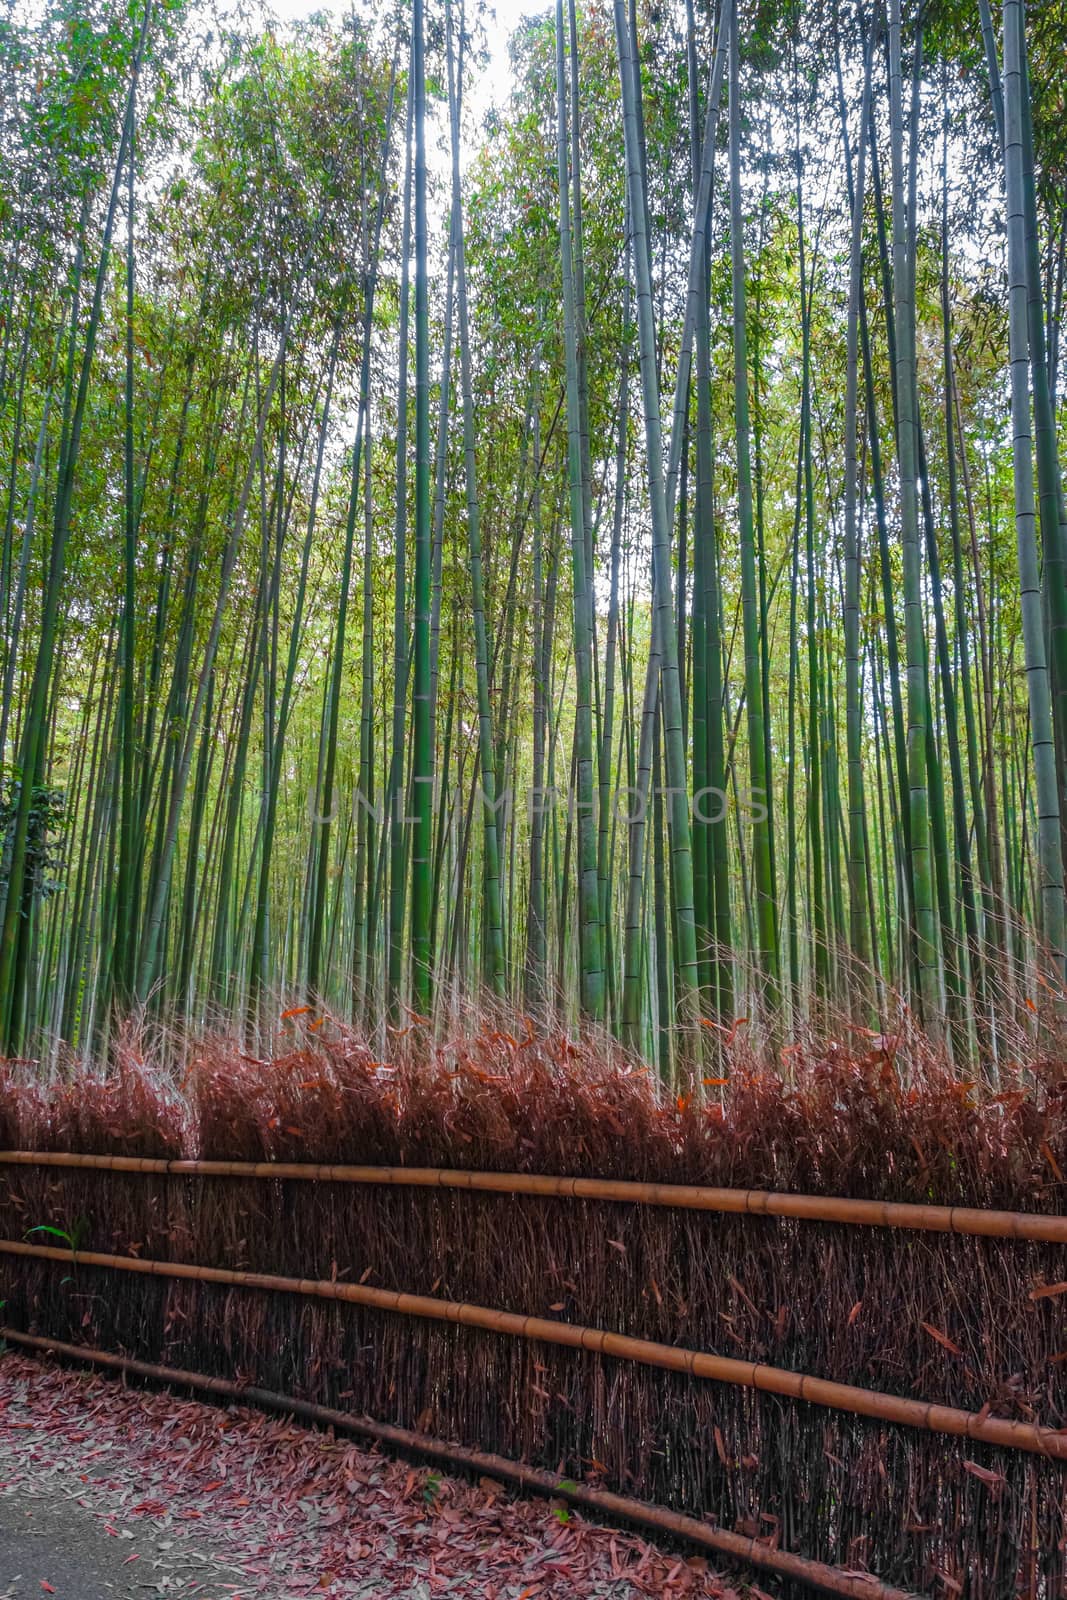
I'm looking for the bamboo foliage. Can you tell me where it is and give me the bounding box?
[0,0,1065,1067]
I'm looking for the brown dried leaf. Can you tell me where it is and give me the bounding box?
[920,1321,962,1356]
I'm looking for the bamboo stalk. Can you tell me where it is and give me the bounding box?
[4,1237,1065,1459]
[0,1328,918,1600]
[2,1150,1065,1243]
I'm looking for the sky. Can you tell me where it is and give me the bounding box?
[269,0,537,126]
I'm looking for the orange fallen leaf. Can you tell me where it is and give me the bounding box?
[1041,1142,1065,1183]
[921,1321,962,1355]
[963,1460,1006,1490]
[1030,1281,1067,1301]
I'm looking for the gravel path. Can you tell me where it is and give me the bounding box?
[0,1352,744,1599]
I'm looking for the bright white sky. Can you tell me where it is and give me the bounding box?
[270,0,538,130]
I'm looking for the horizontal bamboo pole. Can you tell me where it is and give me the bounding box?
[1,1149,1064,1243]
[4,1236,1065,1459]
[0,1327,920,1600]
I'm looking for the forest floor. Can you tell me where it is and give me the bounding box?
[0,1354,743,1600]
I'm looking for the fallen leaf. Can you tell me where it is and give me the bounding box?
[920,1321,962,1356]
[963,1461,1006,1491]
[1040,1141,1064,1183]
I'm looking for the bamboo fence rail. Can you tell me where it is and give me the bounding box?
[4,1235,1065,1460]
[2,1150,1065,1243]
[0,1326,921,1600]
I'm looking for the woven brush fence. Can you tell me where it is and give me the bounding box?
[1,1022,1066,1596]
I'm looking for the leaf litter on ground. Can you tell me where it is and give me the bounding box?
[0,1354,743,1599]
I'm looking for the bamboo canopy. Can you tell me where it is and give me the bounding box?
[2,1149,1065,1243]
[5,1235,1065,1460]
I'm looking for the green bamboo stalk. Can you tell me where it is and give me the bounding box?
[887,0,939,1026]
[842,13,874,992]
[613,0,701,1055]
[557,0,603,1020]
[1001,0,1064,969]
[447,0,505,998]
[728,0,778,1011]
[0,2,152,1049]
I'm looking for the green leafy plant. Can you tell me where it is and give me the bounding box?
[0,779,66,906]
[551,1480,577,1523]
[25,1218,90,1286]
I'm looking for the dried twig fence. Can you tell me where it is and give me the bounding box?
[4,1149,1067,1242]
[3,1230,1064,1462]
[2,1036,1067,1595]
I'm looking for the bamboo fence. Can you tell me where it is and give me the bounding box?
[3,1046,1067,1593]
[4,1234,1065,1461]
[2,1149,1065,1243]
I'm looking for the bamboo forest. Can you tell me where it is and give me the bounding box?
[2,0,1067,1080]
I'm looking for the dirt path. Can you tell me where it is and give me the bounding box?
[0,1483,194,1597]
[0,1353,743,1599]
